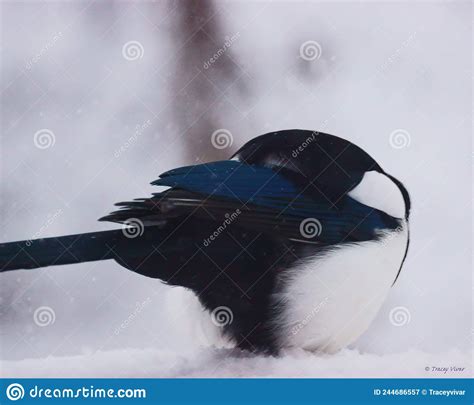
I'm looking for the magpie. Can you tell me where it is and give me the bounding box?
[0,130,410,354]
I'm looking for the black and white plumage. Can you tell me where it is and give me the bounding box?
[0,130,410,354]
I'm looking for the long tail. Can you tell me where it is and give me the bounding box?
[0,230,125,272]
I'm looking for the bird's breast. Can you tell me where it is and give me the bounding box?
[272,223,409,353]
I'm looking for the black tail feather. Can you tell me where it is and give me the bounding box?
[0,230,123,272]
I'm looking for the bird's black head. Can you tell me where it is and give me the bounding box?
[232,129,411,220]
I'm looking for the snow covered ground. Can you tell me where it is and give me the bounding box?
[1,0,471,378]
[2,348,471,378]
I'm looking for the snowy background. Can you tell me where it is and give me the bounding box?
[0,0,472,377]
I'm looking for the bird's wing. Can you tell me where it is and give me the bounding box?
[100,160,391,244]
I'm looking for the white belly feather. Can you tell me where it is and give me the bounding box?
[272,223,408,353]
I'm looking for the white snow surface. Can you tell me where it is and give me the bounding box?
[2,348,471,378]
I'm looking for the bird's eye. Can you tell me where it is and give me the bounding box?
[348,171,406,219]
